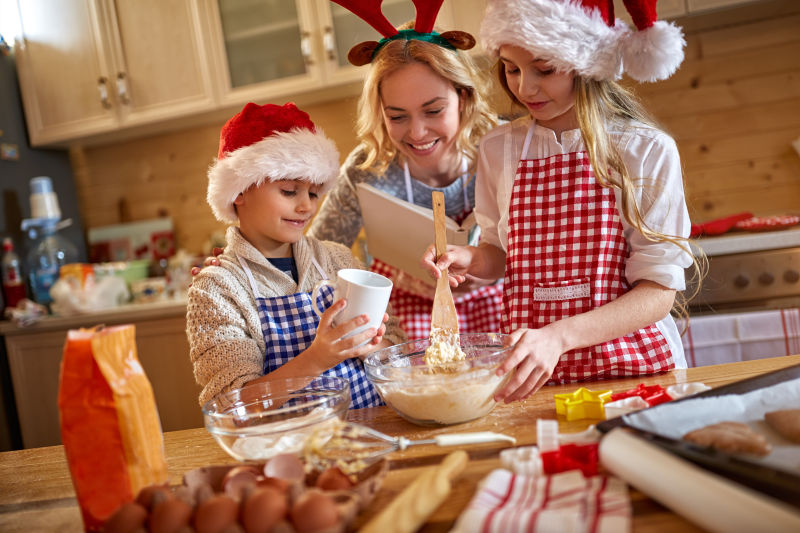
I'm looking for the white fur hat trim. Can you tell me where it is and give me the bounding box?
[480,0,686,82]
[207,127,339,224]
[481,0,629,80]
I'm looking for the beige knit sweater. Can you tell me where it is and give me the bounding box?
[186,226,406,406]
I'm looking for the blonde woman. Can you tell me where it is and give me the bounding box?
[308,15,503,340]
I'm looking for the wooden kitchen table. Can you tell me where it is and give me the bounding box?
[2,355,798,532]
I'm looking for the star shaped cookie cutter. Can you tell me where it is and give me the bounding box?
[554,387,612,421]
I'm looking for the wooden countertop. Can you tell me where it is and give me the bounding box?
[1,355,798,532]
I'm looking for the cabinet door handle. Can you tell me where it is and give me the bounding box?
[323,26,335,61]
[97,77,112,109]
[116,72,130,105]
[300,31,313,65]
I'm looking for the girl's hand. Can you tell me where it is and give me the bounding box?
[420,244,474,288]
[306,300,386,370]
[494,327,564,403]
[190,247,224,277]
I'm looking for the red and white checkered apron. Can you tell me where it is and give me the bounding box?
[502,126,673,382]
[371,258,503,341]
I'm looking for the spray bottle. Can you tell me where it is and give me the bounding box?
[22,176,78,306]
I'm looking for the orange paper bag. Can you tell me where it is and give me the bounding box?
[58,325,169,531]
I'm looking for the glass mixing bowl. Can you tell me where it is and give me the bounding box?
[364,332,514,426]
[202,376,350,461]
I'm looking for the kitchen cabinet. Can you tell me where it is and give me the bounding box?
[203,0,417,109]
[14,0,216,147]
[0,300,202,449]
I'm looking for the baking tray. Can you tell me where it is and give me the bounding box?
[597,363,800,508]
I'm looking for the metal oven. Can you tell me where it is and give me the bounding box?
[680,227,800,367]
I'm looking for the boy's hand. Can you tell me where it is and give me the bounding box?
[306,300,387,370]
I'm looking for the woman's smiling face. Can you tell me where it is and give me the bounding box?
[499,44,577,137]
[379,62,463,184]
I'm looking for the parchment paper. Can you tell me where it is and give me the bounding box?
[622,377,800,474]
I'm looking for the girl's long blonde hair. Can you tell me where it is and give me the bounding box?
[356,27,496,175]
[497,68,704,320]
[574,78,705,320]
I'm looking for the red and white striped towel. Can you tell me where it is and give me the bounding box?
[451,469,630,533]
[678,308,800,367]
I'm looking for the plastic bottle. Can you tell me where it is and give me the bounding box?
[2,237,27,310]
[27,223,78,305]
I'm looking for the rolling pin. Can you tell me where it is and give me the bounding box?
[360,450,468,533]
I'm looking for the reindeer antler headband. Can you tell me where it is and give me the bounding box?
[331,0,475,66]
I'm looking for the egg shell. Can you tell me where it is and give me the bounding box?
[290,491,339,533]
[136,484,172,510]
[194,494,240,533]
[241,486,288,533]
[314,468,353,491]
[148,498,193,533]
[102,501,148,533]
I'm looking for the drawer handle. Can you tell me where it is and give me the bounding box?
[116,72,130,105]
[97,77,112,109]
[323,26,335,60]
[301,31,313,65]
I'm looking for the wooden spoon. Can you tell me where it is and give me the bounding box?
[429,191,459,344]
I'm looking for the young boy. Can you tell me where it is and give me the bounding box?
[187,102,405,408]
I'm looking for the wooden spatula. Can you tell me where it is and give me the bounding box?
[430,191,460,344]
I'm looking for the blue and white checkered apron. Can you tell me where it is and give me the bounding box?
[237,255,383,409]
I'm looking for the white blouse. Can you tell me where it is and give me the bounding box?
[475,116,693,291]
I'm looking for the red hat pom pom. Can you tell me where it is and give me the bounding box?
[620,0,686,82]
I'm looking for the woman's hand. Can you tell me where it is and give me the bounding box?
[190,247,224,277]
[304,300,387,371]
[494,327,565,403]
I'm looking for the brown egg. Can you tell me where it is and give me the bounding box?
[264,454,305,481]
[136,484,172,510]
[314,467,354,491]
[256,476,290,494]
[148,497,193,533]
[194,494,239,533]
[241,486,288,533]
[102,501,148,533]
[194,482,216,506]
[222,466,261,500]
[290,491,339,533]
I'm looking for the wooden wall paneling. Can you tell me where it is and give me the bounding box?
[663,100,800,142]
[637,41,800,94]
[695,13,800,57]
[641,70,800,118]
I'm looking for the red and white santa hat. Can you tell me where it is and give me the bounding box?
[207,102,339,224]
[480,0,685,82]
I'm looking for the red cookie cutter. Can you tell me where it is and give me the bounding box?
[611,383,672,407]
[540,443,599,477]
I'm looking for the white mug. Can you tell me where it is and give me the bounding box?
[311,269,393,338]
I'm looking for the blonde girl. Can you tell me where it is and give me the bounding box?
[423,0,696,401]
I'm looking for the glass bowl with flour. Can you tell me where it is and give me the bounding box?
[364,333,514,426]
[202,376,349,461]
